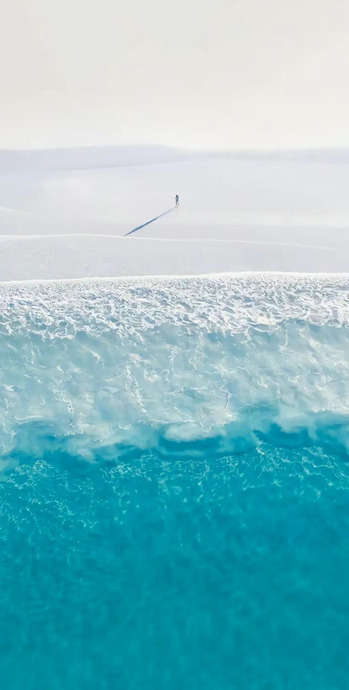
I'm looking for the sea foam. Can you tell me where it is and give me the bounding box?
[0,275,349,465]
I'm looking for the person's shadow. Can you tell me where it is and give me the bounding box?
[124,207,176,237]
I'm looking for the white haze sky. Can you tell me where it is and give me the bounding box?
[1,0,349,150]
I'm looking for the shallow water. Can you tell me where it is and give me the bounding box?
[1,276,349,689]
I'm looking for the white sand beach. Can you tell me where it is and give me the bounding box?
[0,147,348,281]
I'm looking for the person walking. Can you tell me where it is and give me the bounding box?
[175,194,179,207]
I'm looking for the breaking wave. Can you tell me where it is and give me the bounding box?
[1,274,349,465]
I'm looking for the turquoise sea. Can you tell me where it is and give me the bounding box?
[0,276,349,689]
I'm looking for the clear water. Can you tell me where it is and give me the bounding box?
[1,276,349,689]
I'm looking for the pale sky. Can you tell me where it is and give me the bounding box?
[1,0,349,150]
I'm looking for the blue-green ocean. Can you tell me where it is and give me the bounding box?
[0,276,349,689]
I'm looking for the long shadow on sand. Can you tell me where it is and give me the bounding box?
[124,207,176,236]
